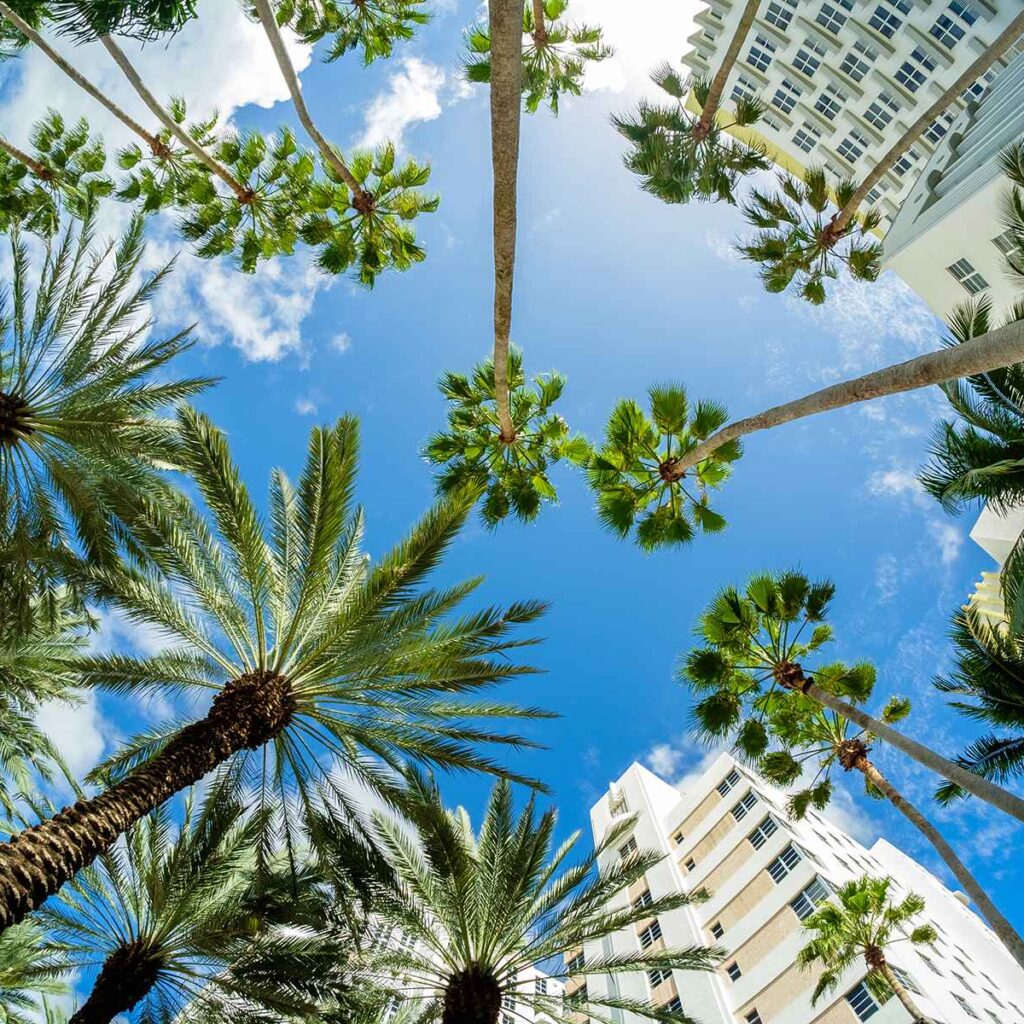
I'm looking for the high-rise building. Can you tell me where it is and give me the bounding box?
[574,754,1024,1024]
[966,503,1024,623]
[681,0,1023,230]
[882,48,1024,320]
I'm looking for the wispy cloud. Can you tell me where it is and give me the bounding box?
[359,57,449,151]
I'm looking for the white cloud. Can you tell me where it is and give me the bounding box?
[90,605,173,657]
[929,520,964,566]
[294,396,318,415]
[37,692,106,778]
[359,58,447,150]
[645,742,684,779]
[874,554,902,603]
[330,331,353,353]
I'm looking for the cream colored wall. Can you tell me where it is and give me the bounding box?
[700,837,756,896]
[669,789,721,843]
[717,870,775,933]
[738,960,827,1022]
[731,906,799,974]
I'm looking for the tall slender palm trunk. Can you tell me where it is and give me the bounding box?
[97,35,251,202]
[668,317,1024,478]
[841,741,1024,970]
[0,136,52,180]
[489,0,523,443]
[829,10,1024,237]
[696,0,762,137]
[68,941,163,1024]
[531,0,547,44]
[0,672,294,936]
[877,959,932,1024]
[0,3,166,156]
[248,0,368,204]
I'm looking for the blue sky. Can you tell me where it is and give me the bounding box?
[5,0,1022,953]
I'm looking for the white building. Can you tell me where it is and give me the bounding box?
[966,503,1024,622]
[574,754,1024,1024]
[882,48,1024,321]
[681,0,1023,229]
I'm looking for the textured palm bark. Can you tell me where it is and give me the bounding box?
[68,941,164,1024]
[489,0,523,443]
[0,672,295,935]
[668,318,1024,479]
[830,10,1024,235]
[877,959,931,1024]
[442,966,503,1024]
[531,0,547,43]
[696,0,762,137]
[0,137,52,181]
[849,749,1024,971]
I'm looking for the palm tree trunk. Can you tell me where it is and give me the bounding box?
[531,0,547,43]
[830,10,1024,236]
[97,35,252,202]
[696,0,762,137]
[490,0,523,443]
[852,752,1024,970]
[249,0,366,203]
[877,961,932,1024]
[782,671,1024,823]
[0,136,52,181]
[443,966,503,1024]
[0,3,165,156]
[67,941,162,1024]
[668,317,1024,478]
[0,672,294,936]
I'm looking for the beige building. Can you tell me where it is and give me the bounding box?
[576,754,1024,1024]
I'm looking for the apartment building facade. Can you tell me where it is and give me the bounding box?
[575,754,1024,1024]
[681,0,1023,229]
[882,47,1024,320]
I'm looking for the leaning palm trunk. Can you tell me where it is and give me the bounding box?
[67,942,161,1024]
[248,0,366,201]
[0,4,165,155]
[877,960,931,1024]
[668,318,1024,478]
[777,669,1024,823]
[696,0,762,137]
[97,35,251,201]
[828,10,1024,238]
[845,743,1024,970]
[0,135,51,180]
[490,0,523,442]
[0,672,294,933]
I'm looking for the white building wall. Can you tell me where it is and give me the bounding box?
[584,754,1024,1024]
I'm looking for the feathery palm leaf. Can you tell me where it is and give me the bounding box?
[0,920,67,1024]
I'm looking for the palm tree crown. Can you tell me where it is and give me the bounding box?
[363,770,722,1024]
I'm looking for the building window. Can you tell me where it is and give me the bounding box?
[947,258,989,295]
[566,952,585,974]
[746,35,777,73]
[791,877,834,920]
[953,971,977,993]
[919,954,941,976]
[672,829,685,845]
[634,889,654,911]
[717,769,741,797]
[772,79,802,115]
[869,3,903,38]
[865,91,900,130]
[864,182,890,204]
[893,149,921,177]
[985,990,1005,1009]
[727,962,742,981]
[955,995,981,1021]
[931,1,978,48]
[732,791,758,821]
[993,229,1020,257]
[767,844,802,883]
[619,837,638,860]
[502,996,516,1010]
[814,84,846,121]
[963,67,998,103]
[816,2,850,34]
[663,997,683,1013]
[536,979,548,995]
[731,74,759,106]
[639,920,663,949]
[847,982,881,1022]
[749,816,780,851]
[762,113,785,132]
[793,38,827,77]
[764,0,796,30]
[711,921,724,939]
[890,966,920,994]
[895,47,936,93]
[649,968,672,987]
[840,39,878,82]
[986,1012,1001,1024]
[685,857,697,871]
[503,1015,515,1024]
[745,1010,763,1024]
[924,110,955,143]
[838,130,869,164]
[793,122,822,153]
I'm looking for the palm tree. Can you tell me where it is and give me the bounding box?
[798,876,936,1024]
[363,770,722,1024]
[0,409,551,934]
[40,789,329,1024]
[587,384,740,550]
[680,571,1024,824]
[24,1,198,41]
[614,64,769,207]
[0,920,67,1024]
[0,213,211,618]
[933,607,1024,804]
[754,690,1024,969]
[742,10,1024,303]
[999,140,1024,290]
[465,0,613,114]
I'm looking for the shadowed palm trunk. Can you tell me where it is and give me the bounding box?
[0,672,294,935]
[668,318,1024,479]
[876,958,931,1024]
[531,0,547,43]
[0,4,166,155]
[68,941,163,1024]
[840,740,1024,969]
[443,966,503,1024]
[490,0,523,443]
[828,10,1024,238]
[696,0,762,137]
